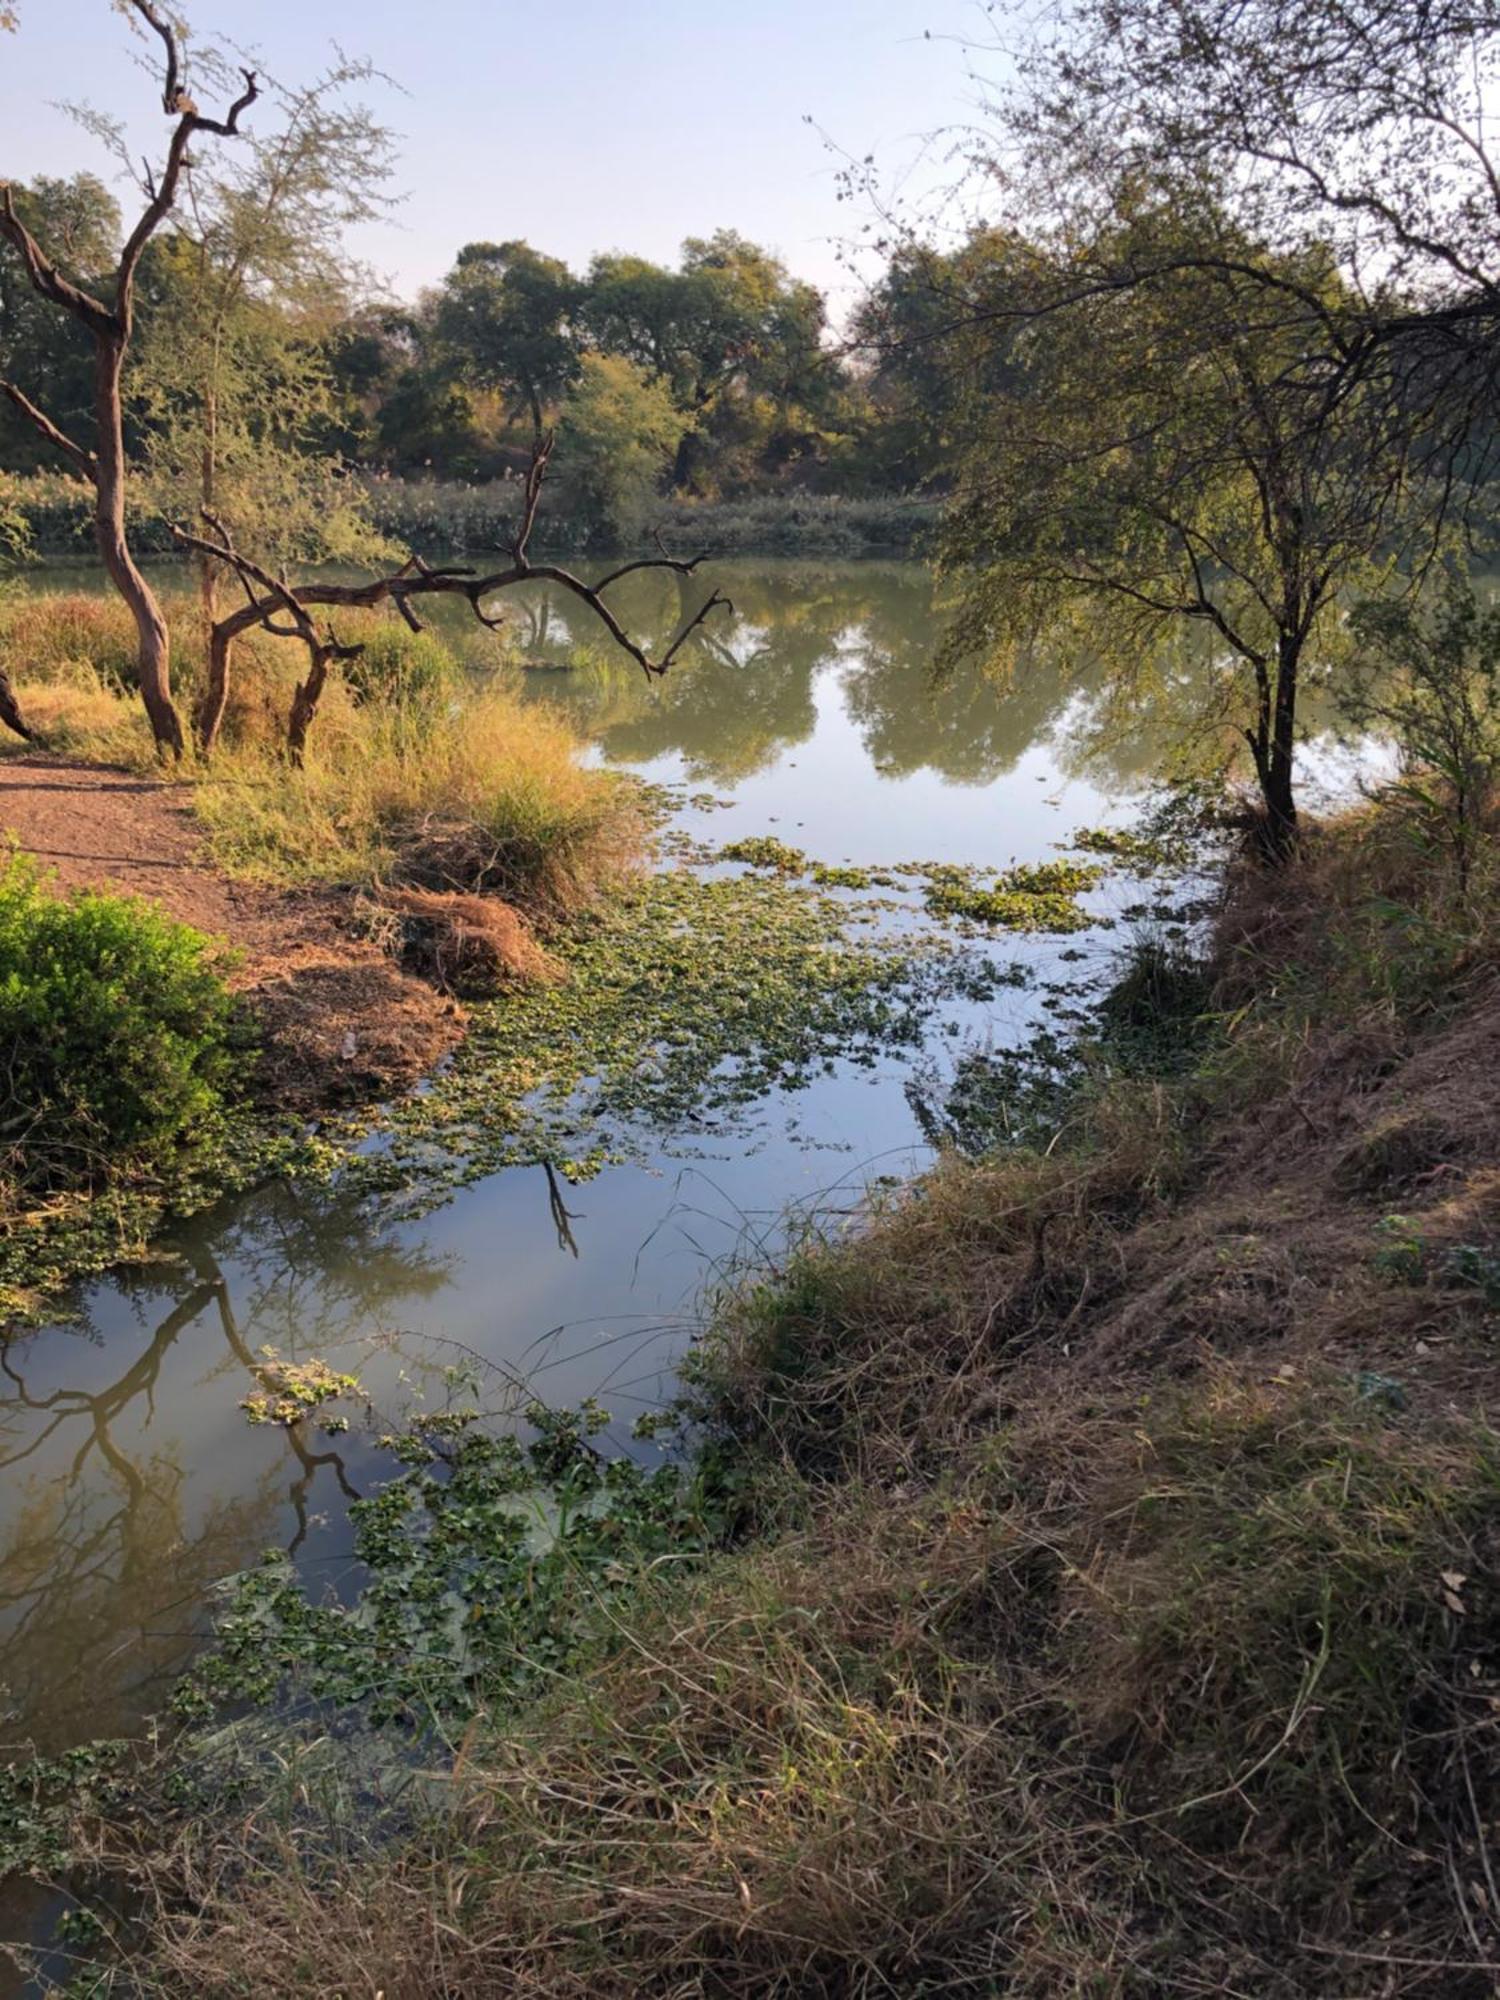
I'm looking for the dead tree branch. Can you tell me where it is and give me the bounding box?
[175,441,733,755]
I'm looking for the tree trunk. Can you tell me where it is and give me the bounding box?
[671,427,698,493]
[1259,631,1301,861]
[0,666,32,743]
[95,338,184,758]
[287,644,331,765]
[197,623,235,755]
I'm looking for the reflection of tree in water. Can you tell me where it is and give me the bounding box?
[840,572,1074,785]
[511,561,1177,793]
[523,564,857,785]
[0,1183,456,1753]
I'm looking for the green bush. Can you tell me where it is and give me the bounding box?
[0,848,244,1198]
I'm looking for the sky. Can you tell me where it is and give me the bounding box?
[2,0,1001,311]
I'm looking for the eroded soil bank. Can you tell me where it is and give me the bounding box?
[1,752,464,1111]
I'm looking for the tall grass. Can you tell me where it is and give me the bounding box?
[0,592,644,920]
[193,655,643,918]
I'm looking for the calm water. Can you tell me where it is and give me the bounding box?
[2,559,1213,1761]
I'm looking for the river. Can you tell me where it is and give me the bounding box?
[2,557,1205,1760]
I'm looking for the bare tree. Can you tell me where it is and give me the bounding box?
[174,436,733,760]
[0,1,258,756]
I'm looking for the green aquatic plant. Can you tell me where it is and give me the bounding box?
[173,1402,742,1728]
[719,834,808,874]
[924,857,1103,932]
[240,1349,365,1430]
[370,866,1008,1197]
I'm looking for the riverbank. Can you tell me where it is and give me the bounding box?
[1,470,937,561]
[0,590,651,1316]
[0,752,465,1112]
[18,790,1500,1996]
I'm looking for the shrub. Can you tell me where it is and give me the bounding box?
[0,848,243,1200]
[341,622,459,707]
[1348,580,1500,900]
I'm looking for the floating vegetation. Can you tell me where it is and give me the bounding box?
[240,1349,364,1431]
[370,867,1010,1197]
[810,862,873,888]
[173,1402,737,1728]
[4,821,1129,1312]
[719,834,808,873]
[1069,825,1174,868]
[923,859,1104,932]
[0,1126,340,1326]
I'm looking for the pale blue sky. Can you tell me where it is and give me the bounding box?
[3,1,998,310]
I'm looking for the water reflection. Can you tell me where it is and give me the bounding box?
[0,1184,456,1752]
[508,564,1113,791]
[6,559,1156,1757]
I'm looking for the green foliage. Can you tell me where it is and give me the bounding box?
[431,240,581,434]
[719,834,808,873]
[936,197,1415,833]
[0,1740,131,1878]
[341,622,458,706]
[173,1402,741,1728]
[127,58,397,576]
[1348,579,1500,896]
[354,481,933,558]
[555,353,681,539]
[0,175,118,474]
[913,930,1211,1157]
[923,857,1102,930]
[1374,1215,1500,1305]
[0,847,245,1199]
[240,1350,364,1430]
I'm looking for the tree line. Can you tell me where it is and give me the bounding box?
[4,0,1500,850]
[0,162,959,548]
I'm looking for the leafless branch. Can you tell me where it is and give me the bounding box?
[177,442,730,754]
[0,380,97,480]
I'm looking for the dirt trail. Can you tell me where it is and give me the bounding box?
[1,752,463,1109]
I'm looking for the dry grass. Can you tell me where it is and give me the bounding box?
[193,679,643,921]
[14,688,1500,1993]
[125,1369,1500,1998]
[0,592,644,928]
[0,590,142,692]
[1,664,154,765]
[371,886,564,993]
[689,1071,1191,1485]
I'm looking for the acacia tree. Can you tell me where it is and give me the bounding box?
[0,175,120,473]
[0,0,257,756]
[968,0,1500,513]
[125,55,397,632]
[999,0,1500,307]
[939,199,1425,848]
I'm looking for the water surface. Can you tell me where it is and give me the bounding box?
[5,559,1171,1755]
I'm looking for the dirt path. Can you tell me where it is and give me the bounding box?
[1,752,464,1109]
